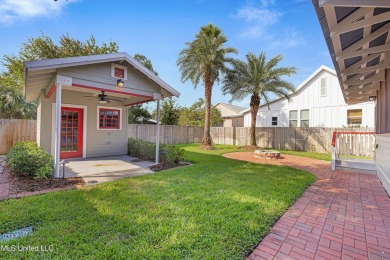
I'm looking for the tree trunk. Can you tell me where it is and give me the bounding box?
[201,79,213,147]
[249,94,260,146]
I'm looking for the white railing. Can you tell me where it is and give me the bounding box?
[331,131,376,170]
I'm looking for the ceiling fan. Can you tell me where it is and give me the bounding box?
[84,91,124,104]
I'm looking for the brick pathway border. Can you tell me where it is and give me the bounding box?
[223,152,390,260]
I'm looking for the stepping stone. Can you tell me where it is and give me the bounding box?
[0,227,33,242]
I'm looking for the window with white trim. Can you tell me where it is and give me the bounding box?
[347,109,362,125]
[320,78,327,97]
[111,63,128,80]
[289,110,298,127]
[98,108,121,129]
[300,109,310,127]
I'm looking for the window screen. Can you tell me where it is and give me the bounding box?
[289,110,298,127]
[347,109,362,125]
[300,109,309,127]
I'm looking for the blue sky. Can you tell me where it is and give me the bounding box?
[0,0,333,108]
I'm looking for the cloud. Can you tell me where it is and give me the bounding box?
[0,0,77,24]
[270,28,306,48]
[235,2,281,39]
[235,1,306,47]
[236,6,280,24]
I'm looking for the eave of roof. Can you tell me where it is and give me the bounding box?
[312,0,390,104]
[23,52,180,98]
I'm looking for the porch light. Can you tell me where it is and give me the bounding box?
[368,96,376,102]
[117,79,124,88]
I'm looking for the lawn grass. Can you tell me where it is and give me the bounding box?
[0,144,315,259]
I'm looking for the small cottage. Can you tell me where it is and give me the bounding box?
[24,52,180,177]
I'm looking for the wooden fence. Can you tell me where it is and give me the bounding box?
[0,119,37,154]
[128,124,204,144]
[0,120,374,155]
[128,124,375,154]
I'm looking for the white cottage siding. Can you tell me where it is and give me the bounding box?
[243,66,376,128]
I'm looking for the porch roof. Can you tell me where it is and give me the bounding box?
[312,0,390,104]
[23,52,180,103]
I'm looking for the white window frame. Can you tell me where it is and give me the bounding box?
[320,78,327,97]
[347,109,362,125]
[97,106,123,131]
[300,109,310,127]
[289,110,298,127]
[111,63,128,80]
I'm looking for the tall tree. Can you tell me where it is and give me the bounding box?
[177,24,237,148]
[0,33,119,119]
[128,105,152,124]
[160,98,180,125]
[222,52,296,146]
[178,98,223,127]
[134,54,158,75]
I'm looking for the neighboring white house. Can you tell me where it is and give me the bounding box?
[243,66,375,128]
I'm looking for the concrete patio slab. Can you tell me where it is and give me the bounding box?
[61,155,155,185]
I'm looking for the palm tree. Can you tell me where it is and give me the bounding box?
[0,86,36,119]
[177,24,237,148]
[222,52,296,147]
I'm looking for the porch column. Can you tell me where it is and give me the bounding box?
[154,93,162,164]
[54,75,72,178]
[54,82,62,178]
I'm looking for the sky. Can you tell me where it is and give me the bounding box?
[0,0,334,109]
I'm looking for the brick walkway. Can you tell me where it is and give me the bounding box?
[223,152,390,260]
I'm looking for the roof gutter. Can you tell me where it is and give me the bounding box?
[319,0,390,7]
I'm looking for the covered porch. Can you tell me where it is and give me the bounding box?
[23,52,180,178]
[313,0,390,195]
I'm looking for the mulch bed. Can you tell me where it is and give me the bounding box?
[9,174,85,195]
[150,162,191,172]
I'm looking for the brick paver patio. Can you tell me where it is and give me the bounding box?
[223,152,390,260]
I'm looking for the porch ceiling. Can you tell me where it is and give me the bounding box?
[313,0,390,104]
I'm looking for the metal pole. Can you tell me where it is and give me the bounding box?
[155,99,161,164]
[54,83,62,178]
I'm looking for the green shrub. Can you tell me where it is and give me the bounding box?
[161,145,184,166]
[6,142,54,179]
[128,138,184,165]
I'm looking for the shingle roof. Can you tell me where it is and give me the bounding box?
[216,102,247,113]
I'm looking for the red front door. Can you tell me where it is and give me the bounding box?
[60,107,83,159]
